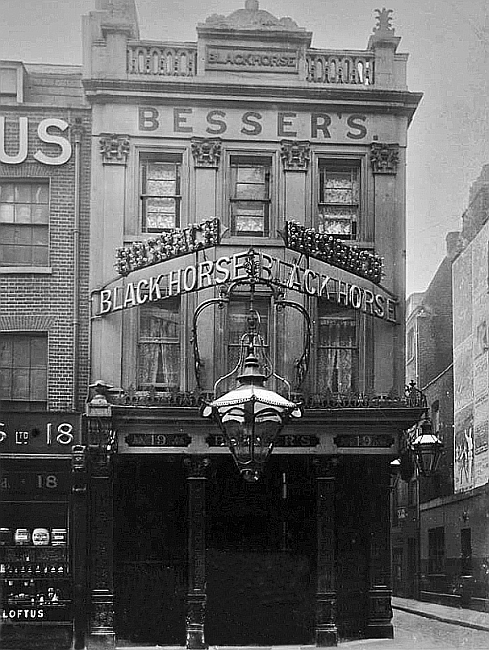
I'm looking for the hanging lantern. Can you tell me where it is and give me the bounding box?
[411,417,443,477]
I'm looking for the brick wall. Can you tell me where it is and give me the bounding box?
[0,104,91,412]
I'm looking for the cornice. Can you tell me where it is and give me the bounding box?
[82,78,422,117]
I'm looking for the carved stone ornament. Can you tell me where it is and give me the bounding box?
[370,143,400,174]
[99,133,130,165]
[373,8,395,35]
[191,137,222,168]
[184,456,211,478]
[203,0,304,32]
[280,140,311,171]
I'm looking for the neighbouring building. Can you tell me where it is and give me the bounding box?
[0,60,91,649]
[393,164,489,613]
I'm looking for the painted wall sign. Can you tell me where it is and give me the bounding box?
[0,117,72,166]
[96,250,398,323]
[206,46,298,73]
[334,434,394,448]
[138,106,368,141]
[0,413,79,455]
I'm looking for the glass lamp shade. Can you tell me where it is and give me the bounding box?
[203,383,302,481]
[412,419,443,477]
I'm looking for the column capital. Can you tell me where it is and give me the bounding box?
[184,456,211,478]
[313,456,339,478]
[280,139,311,171]
[370,142,400,175]
[191,137,222,168]
[99,133,130,165]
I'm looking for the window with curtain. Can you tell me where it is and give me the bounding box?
[317,162,359,239]
[140,154,181,233]
[227,296,270,375]
[230,157,271,236]
[0,181,49,266]
[0,333,48,404]
[317,303,358,393]
[137,297,181,390]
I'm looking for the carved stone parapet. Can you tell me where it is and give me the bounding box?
[370,143,400,175]
[191,138,222,168]
[99,133,130,165]
[280,139,311,171]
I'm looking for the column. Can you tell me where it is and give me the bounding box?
[87,418,117,649]
[71,445,88,650]
[314,457,338,647]
[366,461,393,639]
[185,457,210,649]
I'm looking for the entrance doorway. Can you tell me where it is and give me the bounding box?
[113,456,187,646]
[205,456,316,645]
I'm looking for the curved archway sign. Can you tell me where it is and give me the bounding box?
[95,220,398,324]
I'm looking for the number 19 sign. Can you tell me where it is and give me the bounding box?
[0,413,80,455]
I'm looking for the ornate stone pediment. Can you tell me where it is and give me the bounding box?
[203,0,304,31]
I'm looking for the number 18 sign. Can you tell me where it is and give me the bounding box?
[0,413,80,455]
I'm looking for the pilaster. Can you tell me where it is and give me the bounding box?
[314,457,338,647]
[185,457,210,649]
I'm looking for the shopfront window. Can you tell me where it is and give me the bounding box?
[317,162,359,239]
[140,155,181,232]
[230,157,271,236]
[0,333,47,406]
[0,181,49,266]
[317,303,358,393]
[137,298,181,390]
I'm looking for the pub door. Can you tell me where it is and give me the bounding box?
[113,456,187,646]
[205,456,316,645]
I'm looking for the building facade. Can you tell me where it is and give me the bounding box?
[0,60,91,649]
[79,1,424,648]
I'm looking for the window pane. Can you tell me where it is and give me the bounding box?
[0,369,12,399]
[12,337,30,366]
[236,166,265,184]
[0,338,13,367]
[138,300,180,389]
[317,216,353,236]
[146,179,176,196]
[30,337,47,366]
[323,188,354,204]
[0,183,14,202]
[12,369,30,400]
[31,204,49,224]
[30,368,48,400]
[0,204,14,222]
[31,225,49,245]
[31,245,49,266]
[147,162,177,180]
[235,215,264,233]
[15,184,31,203]
[317,348,355,393]
[33,184,49,204]
[235,182,267,200]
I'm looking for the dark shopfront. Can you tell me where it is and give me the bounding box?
[82,398,425,649]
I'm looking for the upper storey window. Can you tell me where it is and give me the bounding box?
[317,163,359,239]
[230,156,271,237]
[140,154,181,233]
[0,181,49,266]
[0,333,47,407]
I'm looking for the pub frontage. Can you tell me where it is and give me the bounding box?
[1,1,426,648]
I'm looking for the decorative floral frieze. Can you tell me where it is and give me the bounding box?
[280,140,311,171]
[191,137,222,168]
[115,218,220,276]
[370,142,400,174]
[99,133,130,165]
[285,221,383,284]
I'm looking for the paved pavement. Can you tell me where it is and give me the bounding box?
[392,596,489,632]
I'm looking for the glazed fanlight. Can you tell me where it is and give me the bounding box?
[202,352,302,482]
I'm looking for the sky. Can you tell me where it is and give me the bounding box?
[1,0,488,296]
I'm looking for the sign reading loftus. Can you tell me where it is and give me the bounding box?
[139,107,368,141]
[0,117,72,166]
[97,250,398,323]
[206,46,298,72]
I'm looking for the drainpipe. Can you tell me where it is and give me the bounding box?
[72,118,84,423]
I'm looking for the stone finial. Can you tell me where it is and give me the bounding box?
[99,134,130,165]
[370,143,400,174]
[280,140,311,171]
[191,137,222,168]
[373,8,395,35]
